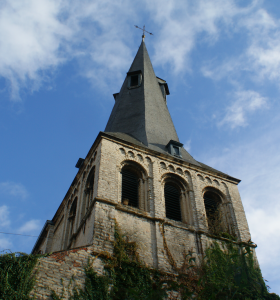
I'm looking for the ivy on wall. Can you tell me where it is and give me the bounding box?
[199,242,279,299]
[51,223,279,300]
[1,223,279,300]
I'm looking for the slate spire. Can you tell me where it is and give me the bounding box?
[105,40,199,165]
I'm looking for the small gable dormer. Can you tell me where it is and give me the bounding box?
[157,77,170,102]
[166,140,183,158]
[127,70,142,88]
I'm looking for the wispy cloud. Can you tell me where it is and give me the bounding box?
[200,6,280,102]
[0,0,268,100]
[184,139,191,152]
[0,182,28,199]
[0,205,10,228]
[0,0,136,100]
[149,0,252,73]
[219,90,268,128]
[0,0,71,100]
[19,219,41,233]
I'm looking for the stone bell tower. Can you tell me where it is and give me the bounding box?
[32,37,255,274]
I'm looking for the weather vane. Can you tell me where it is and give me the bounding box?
[134,25,153,41]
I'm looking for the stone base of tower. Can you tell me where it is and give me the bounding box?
[31,226,257,300]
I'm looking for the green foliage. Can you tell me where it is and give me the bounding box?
[107,223,168,299]
[82,265,111,299]
[219,232,238,241]
[198,241,277,300]
[0,251,40,300]
[51,266,111,300]
[1,224,278,300]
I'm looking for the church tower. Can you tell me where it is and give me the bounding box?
[32,38,254,273]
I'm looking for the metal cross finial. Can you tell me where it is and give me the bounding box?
[134,25,153,41]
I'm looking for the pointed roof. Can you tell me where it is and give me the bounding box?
[105,40,200,166]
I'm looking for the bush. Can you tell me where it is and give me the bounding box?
[0,251,40,300]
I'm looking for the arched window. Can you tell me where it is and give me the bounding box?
[64,198,77,248]
[162,174,193,224]
[69,199,77,235]
[164,182,182,221]
[203,191,223,234]
[121,168,139,208]
[120,162,148,210]
[81,167,95,218]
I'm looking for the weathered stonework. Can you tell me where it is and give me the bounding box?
[31,133,256,299]
[32,246,104,300]
[31,39,257,299]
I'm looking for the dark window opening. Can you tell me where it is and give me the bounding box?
[84,167,95,211]
[204,192,219,218]
[173,146,180,156]
[69,199,77,219]
[159,84,166,99]
[130,75,138,86]
[68,198,77,241]
[122,169,138,208]
[166,140,183,158]
[164,183,181,221]
[203,191,222,233]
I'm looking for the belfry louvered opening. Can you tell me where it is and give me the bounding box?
[203,191,220,219]
[121,169,139,208]
[164,183,182,221]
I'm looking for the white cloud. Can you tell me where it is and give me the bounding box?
[201,6,280,85]
[0,0,265,99]
[219,90,267,128]
[149,0,249,73]
[236,8,280,84]
[0,205,10,228]
[184,139,191,152]
[19,219,41,233]
[0,182,28,199]
[0,0,71,100]
[247,33,280,82]
[0,0,137,100]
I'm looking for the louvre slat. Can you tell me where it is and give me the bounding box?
[121,170,138,208]
[164,183,181,222]
[204,194,219,217]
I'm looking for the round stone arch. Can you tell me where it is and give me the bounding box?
[120,159,148,179]
[161,172,194,225]
[119,159,149,211]
[202,186,226,201]
[202,186,234,235]
[184,170,194,190]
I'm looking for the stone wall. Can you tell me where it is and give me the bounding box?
[32,246,104,300]
[31,220,256,299]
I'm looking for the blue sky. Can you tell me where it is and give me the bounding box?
[0,0,280,294]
